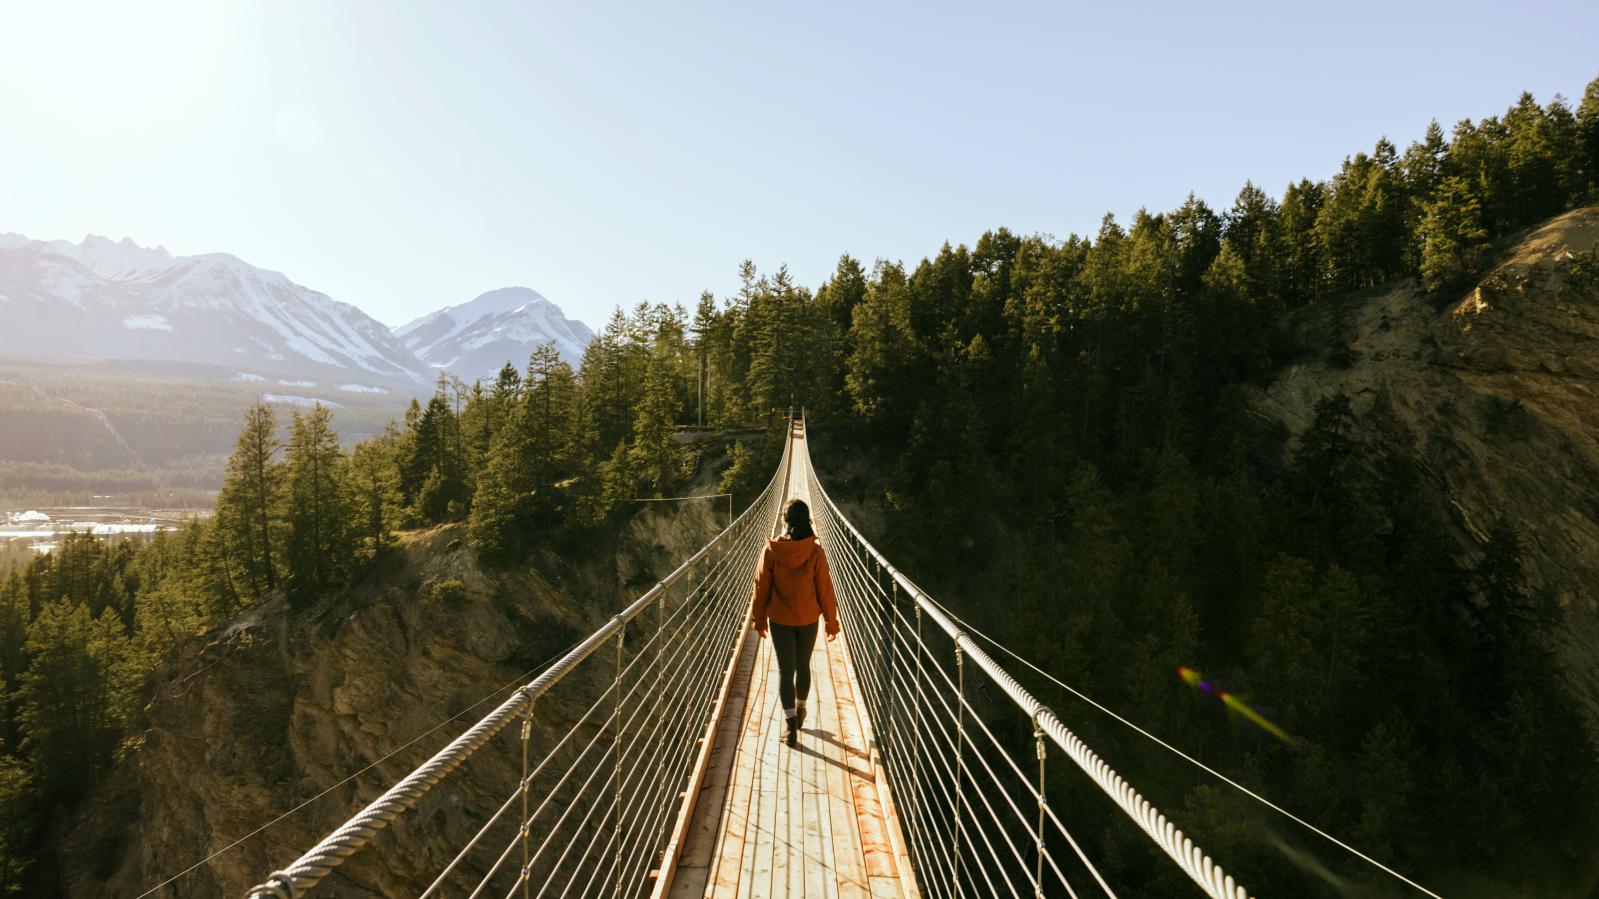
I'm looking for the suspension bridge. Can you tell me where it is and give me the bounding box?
[241,417,1261,899]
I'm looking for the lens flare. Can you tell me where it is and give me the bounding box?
[1218,691,1298,746]
[1264,833,1346,892]
[1176,666,1298,746]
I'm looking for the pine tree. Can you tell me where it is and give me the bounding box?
[525,342,578,504]
[349,425,405,557]
[407,390,469,523]
[1277,178,1326,304]
[630,343,681,492]
[214,402,283,598]
[468,407,532,564]
[1576,75,1599,201]
[1502,91,1564,227]
[1472,515,1559,647]
[284,404,355,604]
[15,602,119,803]
[0,755,33,891]
[692,292,717,427]
[1418,176,1490,295]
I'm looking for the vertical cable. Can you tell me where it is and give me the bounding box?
[1034,716,1047,899]
[612,629,624,899]
[520,702,534,898]
[877,558,890,757]
[885,576,900,762]
[953,644,966,899]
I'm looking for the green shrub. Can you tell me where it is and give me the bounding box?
[429,579,467,604]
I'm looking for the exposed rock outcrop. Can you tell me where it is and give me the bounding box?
[1255,205,1599,732]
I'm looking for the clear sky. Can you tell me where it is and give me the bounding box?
[2,1,1596,330]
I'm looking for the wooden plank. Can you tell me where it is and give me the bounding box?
[750,651,782,899]
[660,621,763,898]
[829,634,920,899]
[813,633,870,899]
[730,641,775,899]
[811,783,841,899]
[868,877,902,899]
[787,727,804,899]
[688,631,770,898]
[828,636,897,880]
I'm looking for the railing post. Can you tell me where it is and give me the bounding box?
[1033,715,1047,899]
[953,644,966,899]
[520,702,535,898]
[612,629,624,899]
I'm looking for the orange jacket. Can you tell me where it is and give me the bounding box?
[750,536,840,634]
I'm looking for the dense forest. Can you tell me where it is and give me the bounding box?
[3,79,1599,895]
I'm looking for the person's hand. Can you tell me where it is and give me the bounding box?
[825,621,840,642]
[754,622,767,638]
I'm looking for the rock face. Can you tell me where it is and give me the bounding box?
[1254,205,1599,732]
[60,483,730,897]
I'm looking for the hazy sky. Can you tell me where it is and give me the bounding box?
[2,1,1596,330]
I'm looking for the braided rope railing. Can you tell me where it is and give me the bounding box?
[246,422,794,899]
[799,423,1250,899]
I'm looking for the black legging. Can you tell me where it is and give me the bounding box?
[770,621,819,711]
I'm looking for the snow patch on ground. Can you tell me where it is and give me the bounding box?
[339,383,387,394]
[123,314,173,332]
[263,394,340,408]
[277,378,315,387]
[234,372,267,382]
[12,510,50,523]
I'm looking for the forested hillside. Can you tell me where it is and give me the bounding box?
[0,359,407,506]
[4,78,1599,896]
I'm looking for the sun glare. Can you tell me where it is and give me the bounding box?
[3,1,238,147]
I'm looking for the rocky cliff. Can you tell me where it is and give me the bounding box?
[60,459,735,897]
[1255,205,1599,733]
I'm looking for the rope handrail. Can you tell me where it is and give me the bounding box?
[800,424,1250,899]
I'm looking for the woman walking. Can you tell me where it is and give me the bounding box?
[750,499,840,747]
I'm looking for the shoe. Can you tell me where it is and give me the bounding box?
[795,706,807,731]
[784,716,799,747]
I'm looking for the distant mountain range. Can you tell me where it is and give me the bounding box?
[397,286,593,382]
[0,233,592,391]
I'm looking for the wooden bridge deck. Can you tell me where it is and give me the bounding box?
[660,430,918,899]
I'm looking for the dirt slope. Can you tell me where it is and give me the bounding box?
[1256,205,1599,733]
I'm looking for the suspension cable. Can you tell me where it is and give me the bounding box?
[137,637,588,899]
[919,592,1445,899]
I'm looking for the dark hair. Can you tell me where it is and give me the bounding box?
[783,499,815,540]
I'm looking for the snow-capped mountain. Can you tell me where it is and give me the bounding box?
[0,233,428,386]
[395,287,593,382]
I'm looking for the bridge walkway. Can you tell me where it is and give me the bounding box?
[663,425,916,899]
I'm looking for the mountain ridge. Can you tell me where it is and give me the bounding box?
[396,285,594,381]
[0,233,594,390]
